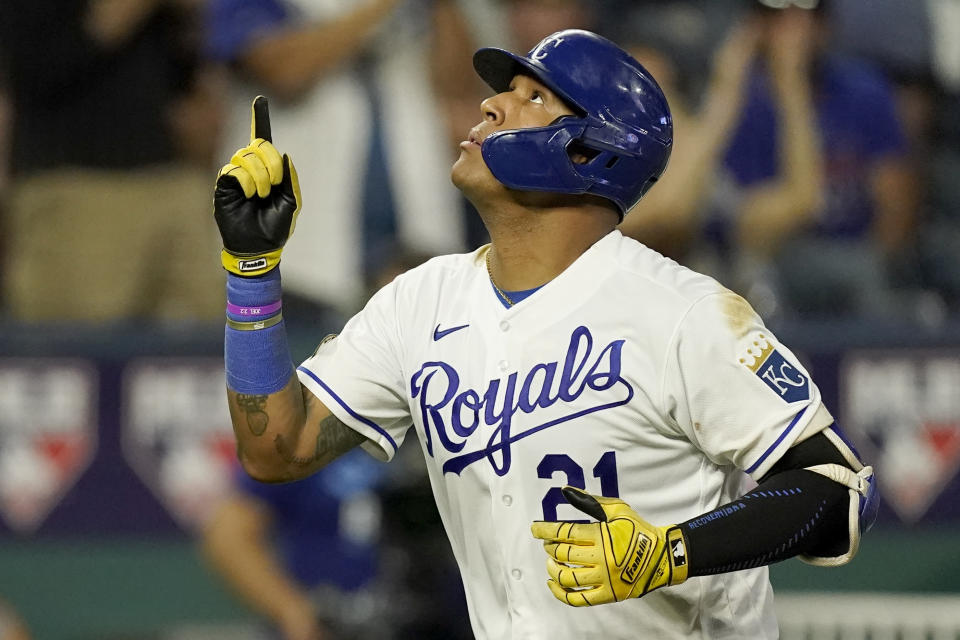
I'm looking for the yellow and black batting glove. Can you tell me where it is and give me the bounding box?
[214,96,302,277]
[530,486,689,607]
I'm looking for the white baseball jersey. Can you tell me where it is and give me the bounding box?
[297,230,833,639]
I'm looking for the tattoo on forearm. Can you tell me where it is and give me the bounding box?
[235,394,269,436]
[317,413,366,457]
[273,434,315,466]
[273,414,365,467]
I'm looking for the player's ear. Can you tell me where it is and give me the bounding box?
[567,141,600,166]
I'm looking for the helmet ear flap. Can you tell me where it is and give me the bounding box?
[567,143,625,171]
[566,140,602,166]
[574,125,669,209]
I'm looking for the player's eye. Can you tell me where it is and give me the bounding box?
[530,91,545,105]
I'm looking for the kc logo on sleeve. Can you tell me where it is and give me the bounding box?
[739,334,809,403]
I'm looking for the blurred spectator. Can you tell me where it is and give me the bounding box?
[503,0,595,51]
[205,0,465,320]
[429,0,598,247]
[619,17,763,261]
[429,0,486,163]
[827,0,960,315]
[201,450,385,640]
[0,0,225,324]
[708,1,920,321]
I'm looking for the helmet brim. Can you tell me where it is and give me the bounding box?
[473,48,584,115]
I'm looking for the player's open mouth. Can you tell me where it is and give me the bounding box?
[461,128,484,149]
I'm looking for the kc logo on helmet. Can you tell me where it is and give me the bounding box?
[530,35,565,60]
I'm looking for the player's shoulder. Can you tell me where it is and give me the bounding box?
[381,247,484,297]
[607,233,769,344]
[397,248,481,279]
[606,231,724,308]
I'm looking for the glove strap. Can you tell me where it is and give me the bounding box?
[664,527,689,586]
[221,248,284,277]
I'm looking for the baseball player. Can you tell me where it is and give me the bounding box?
[214,29,877,639]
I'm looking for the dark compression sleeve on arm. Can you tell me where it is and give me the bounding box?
[680,431,854,576]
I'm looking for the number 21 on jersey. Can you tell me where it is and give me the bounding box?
[537,451,619,521]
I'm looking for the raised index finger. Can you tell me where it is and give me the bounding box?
[250,95,272,144]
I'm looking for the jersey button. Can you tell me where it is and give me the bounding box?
[499,320,510,332]
[498,360,509,372]
[502,495,513,506]
[511,568,523,580]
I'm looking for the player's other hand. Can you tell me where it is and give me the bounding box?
[214,95,302,277]
[530,486,688,607]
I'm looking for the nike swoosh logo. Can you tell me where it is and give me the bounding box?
[433,323,469,341]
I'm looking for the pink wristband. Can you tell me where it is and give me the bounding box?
[226,300,282,317]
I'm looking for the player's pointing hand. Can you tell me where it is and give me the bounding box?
[214,95,302,277]
[531,486,688,607]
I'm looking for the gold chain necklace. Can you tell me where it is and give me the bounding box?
[485,250,514,307]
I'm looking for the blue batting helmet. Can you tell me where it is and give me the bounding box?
[473,29,673,216]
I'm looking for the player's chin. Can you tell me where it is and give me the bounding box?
[451,151,503,202]
[450,153,480,190]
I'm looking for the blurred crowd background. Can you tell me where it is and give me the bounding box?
[1,0,960,638]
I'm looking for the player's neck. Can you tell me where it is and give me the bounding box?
[483,206,617,291]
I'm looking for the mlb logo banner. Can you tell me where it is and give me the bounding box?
[841,349,960,524]
[0,359,98,534]
[121,359,236,530]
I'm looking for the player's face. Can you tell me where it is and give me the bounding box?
[451,73,577,202]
